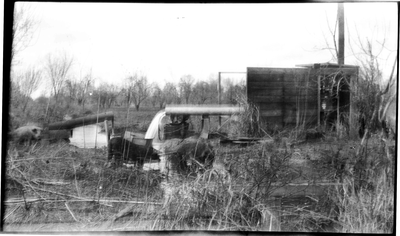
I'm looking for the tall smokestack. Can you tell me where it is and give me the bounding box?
[338,3,345,65]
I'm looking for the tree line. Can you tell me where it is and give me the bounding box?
[9,4,246,126]
[10,50,246,125]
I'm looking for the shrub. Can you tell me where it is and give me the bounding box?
[328,135,394,233]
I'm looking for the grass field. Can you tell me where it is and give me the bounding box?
[3,105,395,232]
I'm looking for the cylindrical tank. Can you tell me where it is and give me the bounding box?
[165,104,244,116]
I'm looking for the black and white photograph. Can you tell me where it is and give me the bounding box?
[3,2,397,233]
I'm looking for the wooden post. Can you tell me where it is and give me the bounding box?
[317,75,321,128]
[349,72,357,139]
[218,72,221,128]
[104,120,109,148]
[200,115,210,139]
[94,95,101,151]
[336,76,342,137]
[281,73,285,128]
[111,118,115,136]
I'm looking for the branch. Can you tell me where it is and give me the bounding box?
[4,198,163,205]
[65,202,79,222]
[381,57,397,95]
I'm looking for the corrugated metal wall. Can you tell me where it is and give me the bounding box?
[247,67,319,128]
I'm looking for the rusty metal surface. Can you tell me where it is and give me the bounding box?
[247,66,358,129]
[247,67,318,128]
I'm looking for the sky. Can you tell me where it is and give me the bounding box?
[11,2,398,99]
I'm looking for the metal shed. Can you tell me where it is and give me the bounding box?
[247,63,359,133]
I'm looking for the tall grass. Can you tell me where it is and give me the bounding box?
[3,141,163,230]
[152,141,295,231]
[4,139,297,231]
[327,135,395,233]
[235,93,267,137]
[334,174,394,233]
[4,97,394,232]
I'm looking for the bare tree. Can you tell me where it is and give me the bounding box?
[76,72,93,108]
[345,20,397,140]
[12,3,39,66]
[223,79,246,104]
[122,81,133,107]
[223,78,234,104]
[65,70,93,107]
[150,84,165,108]
[13,66,42,112]
[207,77,219,104]
[163,82,180,105]
[192,81,211,104]
[179,75,195,104]
[355,42,397,143]
[45,52,74,103]
[92,82,121,109]
[96,83,109,109]
[126,73,152,111]
[10,77,24,110]
[64,78,79,104]
[106,84,121,108]
[321,5,396,140]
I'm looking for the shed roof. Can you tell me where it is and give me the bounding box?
[296,63,359,69]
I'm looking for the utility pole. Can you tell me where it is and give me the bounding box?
[218,72,221,128]
[338,3,345,65]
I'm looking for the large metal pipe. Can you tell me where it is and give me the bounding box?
[165,104,244,116]
[48,112,114,130]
